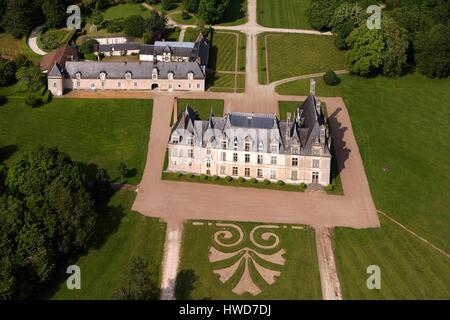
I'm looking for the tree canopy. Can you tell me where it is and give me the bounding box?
[198,0,230,24]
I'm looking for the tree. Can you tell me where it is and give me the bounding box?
[198,0,230,24]
[118,162,128,178]
[42,0,65,28]
[0,61,16,87]
[323,71,340,86]
[161,0,177,11]
[113,256,159,300]
[1,0,33,37]
[184,0,200,13]
[124,15,145,38]
[414,24,450,78]
[345,26,384,77]
[146,11,167,33]
[306,0,341,31]
[330,2,364,48]
[15,65,45,92]
[381,17,411,78]
[25,94,43,108]
[79,39,99,56]
[92,168,111,205]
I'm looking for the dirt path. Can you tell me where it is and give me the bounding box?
[28,26,47,56]
[270,70,350,87]
[160,220,183,300]
[315,226,343,300]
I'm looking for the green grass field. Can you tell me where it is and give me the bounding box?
[257,0,312,29]
[177,221,321,299]
[103,3,150,20]
[0,96,152,184]
[259,33,345,83]
[51,191,166,300]
[177,99,224,119]
[334,215,450,299]
[37,28,75,51]
[0,33,24,58]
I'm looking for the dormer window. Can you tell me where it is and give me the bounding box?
[233,137,238,150]
[125,71,132,80]
[76,72,82,80]
[187,72,194,80]
[99,72,106,81]
[152,68,158,80]
[168,72,174,80]
[271,144,278,153]
[221,139,227,149]
[172,135,179,144]
[258,141,264,152]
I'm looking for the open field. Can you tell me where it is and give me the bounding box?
[0,96,152,184]
[208,31,246,92]
[277,73,450,253]
[37,28,75,51]
[177,221,322,299]
[258,33,345,83]
[0,33,24,58]
[103,3,151,20]
[257,0,312,29]
[177,99,224,119]
[334,215,450,299]
[51,191,166,300]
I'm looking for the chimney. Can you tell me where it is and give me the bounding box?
[310,78,316,96]
[173,97,178,125]
[286,112,291,140]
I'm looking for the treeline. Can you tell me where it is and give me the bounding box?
[306,0,450,78]
[0,146,112,299]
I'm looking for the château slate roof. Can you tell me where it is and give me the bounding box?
[64,61,206,79]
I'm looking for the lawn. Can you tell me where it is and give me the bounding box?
[0,33,24,58]
[50,191,166,300]
[334,215,450,299]
[258,33,345,83]
[37,28,75,51]
[276,73,450,254]
[103,3,151,20]
[0,96,152,184]
[257,0,312,29]
[177,99,224,119]
[207,30,246,92]
[177,221,322,299]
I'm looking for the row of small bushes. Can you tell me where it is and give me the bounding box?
[172,172,307,190]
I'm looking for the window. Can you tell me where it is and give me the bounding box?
[188,149,193,158]
[292,158,298,166]
[291,171,298,181]
[125,72,132,80]
[134,82,138,87]
[188,83,192,89]
[172,136,179,144]
[197,83,200,89]
[245,141,250,151]
[187,72,193,80]
[90,83,95,88]
[271,156,277,165]
[292,147,299,154]
[257,169,263,178]
[168,84,173,90]
[187,137,193,145]
[168,72,174,80]
[313,148,320,156]
[171,148,177,157]
[118,82,121,87]
[77,80,80,88]
[245,154,250,163]
[206,160,211,168]
[53,82,57,88]
[270,170,277,180]
[221,140,227,149]
[206,147,211,155]
[233,137,238,150]
[257,155,263,164]
[206,169,211,175]
[233,153,238,162]
[258,142,264,152]
[271,144,278,153]
[152,74,157,80]
[220,166,226,175]
[232,167,238,176]
[244,168,250,177]
[221,152,226,161]
[313,159,320,168]
[101,81,105,88]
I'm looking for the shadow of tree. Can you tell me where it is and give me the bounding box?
[175,269,198,300]
[0,144,18,163]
